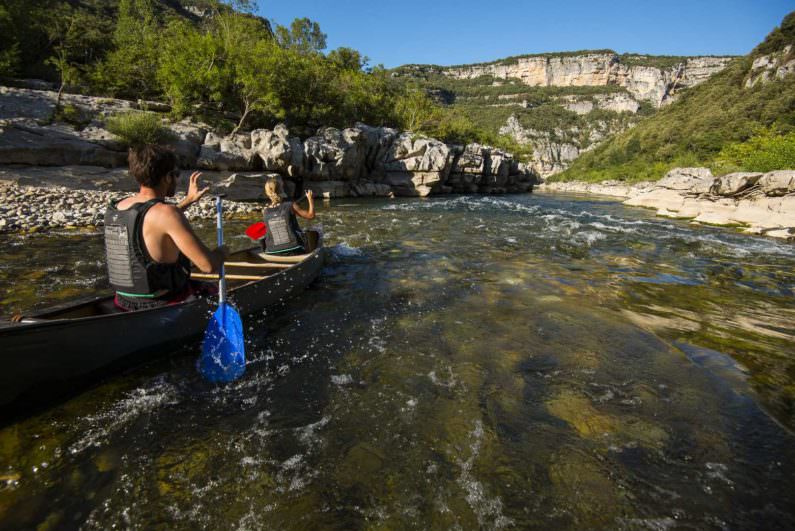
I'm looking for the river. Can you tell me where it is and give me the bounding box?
[0,193,793,529]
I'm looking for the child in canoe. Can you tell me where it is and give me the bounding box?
[262,177,315,255]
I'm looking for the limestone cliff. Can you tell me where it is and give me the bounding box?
[441,53,732,107]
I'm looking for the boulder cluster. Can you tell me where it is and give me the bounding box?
[193,123,537,198]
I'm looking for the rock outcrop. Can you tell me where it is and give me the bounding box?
[194,123,536,198]
[197,132,259,171]
[562,93,640,115]
[0,120,128,168]
[745,45,795,88]
[499,115,626,178]
[539,168,795,239]
[441,53,733,107]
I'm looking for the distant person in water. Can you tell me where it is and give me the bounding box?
[104,145,228,311]
[262,177,315,255]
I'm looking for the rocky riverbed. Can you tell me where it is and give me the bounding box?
[539,168,795,239]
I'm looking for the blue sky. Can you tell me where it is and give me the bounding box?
[259,0,794,68]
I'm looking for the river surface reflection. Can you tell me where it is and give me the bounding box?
[0,193,793,529]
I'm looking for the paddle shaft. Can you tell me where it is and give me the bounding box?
[216,196,226,305]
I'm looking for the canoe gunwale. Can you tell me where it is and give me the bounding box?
[0,231,325,330]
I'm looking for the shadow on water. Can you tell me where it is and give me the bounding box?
[0,194,794,529]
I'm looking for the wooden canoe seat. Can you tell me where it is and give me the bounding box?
[248,250,309,263]
[223,261,291,269]
[192,272,268,281]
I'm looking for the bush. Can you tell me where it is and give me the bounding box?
[105,111,172,147]
[714,127,795,172]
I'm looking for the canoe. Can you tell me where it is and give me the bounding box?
[0,230,325,420]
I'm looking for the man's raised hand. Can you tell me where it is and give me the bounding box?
[186,171,210,204]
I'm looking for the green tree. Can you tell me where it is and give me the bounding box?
[395,88,438,132]
[716,126,795,172]
[93,0,161,98]
[328,47,368,71]
[0,4,20,76]
[227,39,280,134]
[157,20,225,116]
[275,17,327,54]
[45,4,101,107]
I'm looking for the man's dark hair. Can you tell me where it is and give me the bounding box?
[128,145,177,188]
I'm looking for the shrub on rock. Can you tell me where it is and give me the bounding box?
[106,111,173,148]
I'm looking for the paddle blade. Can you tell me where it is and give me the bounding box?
[245,222,267,241]
[199,303,246,383]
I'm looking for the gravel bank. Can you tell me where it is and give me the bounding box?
[0,182,262,233]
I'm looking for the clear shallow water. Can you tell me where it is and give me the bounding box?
[0,193,794,529]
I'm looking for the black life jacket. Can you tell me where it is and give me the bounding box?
[263,201,304,254]
[104,198,190,297]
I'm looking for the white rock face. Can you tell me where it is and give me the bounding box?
[0,86,164,122]
[758,170,795,196]
[443,53,733,107]
[303,127,367,181]
[709,172,763,196]
[251,124,304,176]
[499,115,624,177]
[197,133,258,171]
[746,45,795,87]
[656,167,715,194]
[562,93,641,115]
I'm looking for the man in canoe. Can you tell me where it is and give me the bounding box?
[104,145,228,311]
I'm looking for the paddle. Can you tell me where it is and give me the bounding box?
[198,196,246,383]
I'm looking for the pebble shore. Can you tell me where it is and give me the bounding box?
[0,182,262,233]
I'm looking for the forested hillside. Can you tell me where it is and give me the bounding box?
[0,0,479,141]
[556,12,795,182]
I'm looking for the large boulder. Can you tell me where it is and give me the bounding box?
[166,121,207,168]
[383,133,450,174]
[709,172,763,197]
[379,134,451,196]
[479,147,513,192]
[656,167,715,195]
[757,170,795,196]
[383,171,441,197]
[451,143,486,175]
[447,144,485,192]
[303,127,367,181]
[354,123,399,178]
[250,124,305,176]
[197,132,258,171]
